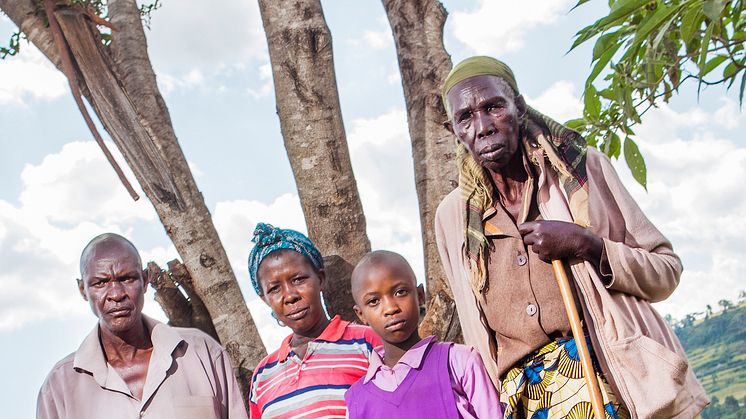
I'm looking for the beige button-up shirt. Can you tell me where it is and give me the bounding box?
[36,316,249,419]
[478,157,572,377]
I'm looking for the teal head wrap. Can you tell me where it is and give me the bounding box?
[248,223,323,295]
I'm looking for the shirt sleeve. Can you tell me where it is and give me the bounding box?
[588,149,683,302]
[214,349,250,419]
[449,344,502,419]
[36,379,62,419]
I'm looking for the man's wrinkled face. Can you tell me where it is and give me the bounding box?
[447,75,524,173]
[79,240,146,335]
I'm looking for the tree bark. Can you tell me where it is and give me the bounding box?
[257,0,370,319]
[0,0,266,399]
[382,0,461,341]
[147,260,220,342]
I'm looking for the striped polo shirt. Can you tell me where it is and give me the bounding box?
[249,315,381,419]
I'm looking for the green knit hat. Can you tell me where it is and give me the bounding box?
[441,56,519,118]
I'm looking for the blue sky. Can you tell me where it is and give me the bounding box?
[2,1,745,417]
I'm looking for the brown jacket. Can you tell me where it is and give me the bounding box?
[435,148,708,419]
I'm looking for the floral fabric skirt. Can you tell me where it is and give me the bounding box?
[500,337,630,419]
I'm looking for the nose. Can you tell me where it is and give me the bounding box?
[282,283,301,305]
[382,296,401,316]
[474,111,495,139]
[107,281,126,302]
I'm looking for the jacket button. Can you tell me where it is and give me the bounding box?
[526,304,537,316]
[517,254,527,266]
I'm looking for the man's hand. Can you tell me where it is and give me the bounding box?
[518,220,603,264]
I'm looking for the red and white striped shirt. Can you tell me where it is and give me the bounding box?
[249,316,381,419]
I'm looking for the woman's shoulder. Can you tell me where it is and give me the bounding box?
[339,321,382,349]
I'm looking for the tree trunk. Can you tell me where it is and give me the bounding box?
[257,0,370,319]
[0,0,266,399]
[382,0,461,342]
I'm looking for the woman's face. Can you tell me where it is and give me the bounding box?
[257,249,326,335]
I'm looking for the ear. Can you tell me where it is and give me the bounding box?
[353,304,367,325]
[141,268,152,291]
[416,283,426,306]
[316,268,326,289]
[77,278,88,301]
[515,94,527,119]
[442,120,454,134]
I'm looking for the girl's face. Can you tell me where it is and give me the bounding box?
[257,249,326,335]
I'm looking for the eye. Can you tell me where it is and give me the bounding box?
[266,284,279,294]
[394,288,409,297]
[292,275,307,285]
[366,297,379,307]
[92,281,105,288]
[457,111,472,123]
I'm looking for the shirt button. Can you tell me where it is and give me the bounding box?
[526,304,537,316]
[517,254,527,266]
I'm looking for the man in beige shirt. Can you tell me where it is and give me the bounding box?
[36,233,249,419]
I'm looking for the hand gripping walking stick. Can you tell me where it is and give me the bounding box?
[551,260,606,418]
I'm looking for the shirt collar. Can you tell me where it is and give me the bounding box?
[363,335,437,383]
[483,147,538,236]
[72,315,184,390]
[277,315,346,362]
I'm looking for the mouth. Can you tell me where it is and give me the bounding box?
[107,307,133,317]
[479,142,504,160]
[285,307,309,321]
[384,318,407,332]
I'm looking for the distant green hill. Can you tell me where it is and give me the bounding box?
[675,301,746,418]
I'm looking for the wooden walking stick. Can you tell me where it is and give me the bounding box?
[551,260,606,419]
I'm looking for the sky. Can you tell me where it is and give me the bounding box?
[1,0,745,417]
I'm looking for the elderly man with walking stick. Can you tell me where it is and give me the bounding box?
[435,56,708,418]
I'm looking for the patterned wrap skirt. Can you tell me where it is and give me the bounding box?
[500,337,630,419]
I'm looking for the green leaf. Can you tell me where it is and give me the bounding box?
[570,0,592,12]
[703,0,727,22]
[740,70,746,106]
[624,137,647,189]
[571,0,649,51]
[564,118,588,131]
[603,132,622,159]
[587,42,623,85]
[698,22,715,74]
[593,30,623,61]
[680,6,704,45]
[702,55,728,77]
[584,85,602,118]
[630,3,684,49]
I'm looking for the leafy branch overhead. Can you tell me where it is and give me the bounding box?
[0,0,161,56]
[569,0,745,188]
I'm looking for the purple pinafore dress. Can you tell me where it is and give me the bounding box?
[345,341,460,419]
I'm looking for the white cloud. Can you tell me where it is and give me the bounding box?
[347,108,426,281]
[450,0,574,56]
[146,0,266,78]
[602,100,746,320]
[0,141,167,331]
[525,80,583,122]
[18,141,155,226]
[0,43,67,106]
[247,62,273,99]
[363,30,393,50]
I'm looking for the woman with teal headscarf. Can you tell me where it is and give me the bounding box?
[246,223,380,419]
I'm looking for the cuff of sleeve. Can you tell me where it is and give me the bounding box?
[599,238,615,288]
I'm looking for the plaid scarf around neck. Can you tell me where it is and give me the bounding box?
[458,106,590,296]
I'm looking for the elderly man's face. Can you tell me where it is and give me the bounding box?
[447,75,525,173]
[79,239,146,335]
